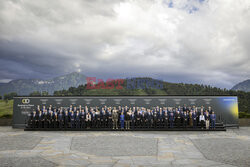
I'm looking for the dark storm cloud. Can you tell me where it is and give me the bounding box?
[0,0,250,88]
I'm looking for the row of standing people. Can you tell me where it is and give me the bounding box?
[27,105,216,130]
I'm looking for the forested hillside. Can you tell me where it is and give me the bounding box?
[53,78,250,114]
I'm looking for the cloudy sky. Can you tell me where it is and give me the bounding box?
[0,0,250,89]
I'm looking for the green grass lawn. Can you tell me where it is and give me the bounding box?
[0,100,13,118]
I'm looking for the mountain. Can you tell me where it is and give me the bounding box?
[0,72,87,96]
[231,79,250,92]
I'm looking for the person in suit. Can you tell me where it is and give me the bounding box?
[100,109,105,128]
[26,111,32,128]
[141,111,147,128]
[158,108,164,128]
[54,111,58,128]
[43,109,49,128]
[175,110,181,128]
[64,110,69,129]
[192,110,197,129]
[205,110,210,130]
[153,110,157,128]
[163,110,168,128]
[147,109,153,128]
[120,111,125,130]
[135,109,141,128]
[182,111,188,128]
[31,110,37,128]
[199,112,205,129]
[210,111,216,129]
[70,110,75,128]
[169,112,174,128]
[91,110,96,128]
[86,112,92,129]
[112,108,118,130]
[108,108,112,128]
[37,110,43,128]
[131,110,136,130]
[125,110,131,130]
[208,106,213,114]
[49,110,54,128]
[58,110,64,129]
[80,110,85,129]
[75,110,80,129]
[96,109,101,128]
[183,104,187,113]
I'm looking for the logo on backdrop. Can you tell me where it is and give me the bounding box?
[22,98,30,104]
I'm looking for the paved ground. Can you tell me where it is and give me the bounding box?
[0,127,249,167]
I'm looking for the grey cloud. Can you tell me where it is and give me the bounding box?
[0,0,250,89]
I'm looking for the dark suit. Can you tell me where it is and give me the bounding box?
[182,114,188,128]
[141,114,147,128]
[175,112,181,128]
[131,113,135,130]
[58,113,64,129]
[70,112,75,128]
[80,112,85,129]
[75,113,80,128]
[164,113,168,128]
[43,112,49,128]
[169,113,174,128]
[210,114,216,129]
[147,113,153,128]
[64,113,69,128]
[192,112,197,128]
[48,113,54,128]
[158,112,164,127]
[27,112,33,128]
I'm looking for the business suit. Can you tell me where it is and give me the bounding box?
[131,112,135,130]
[108,110,112,128]
[75,113,80,129]
[54,113,59,128]
[70,112,75,128]
[141,113,147,128]
[58,113,64,129]
[169,113,174,128]
[210,113,216,129]
[158,111,164,128]
[64,112,69,129]
[147,112,153,128]
[175,112,181,128]
[80,112,85,129]
[48,112,55,128]
[125,112,131,130]
[182,113,188,128]
[153,112,157,128]
[192,112,197,128]
[43,112,49,128]
[27,112,33,128]
[163,112,168,128]
[112,111,118,129]
[135,111,141,128]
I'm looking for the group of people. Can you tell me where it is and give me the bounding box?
[27,105,217,130]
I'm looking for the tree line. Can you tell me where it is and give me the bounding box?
[2,78,250,115]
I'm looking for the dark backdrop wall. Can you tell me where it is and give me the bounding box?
[13,96,239,128]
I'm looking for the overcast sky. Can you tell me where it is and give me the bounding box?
[0,0,250,89]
